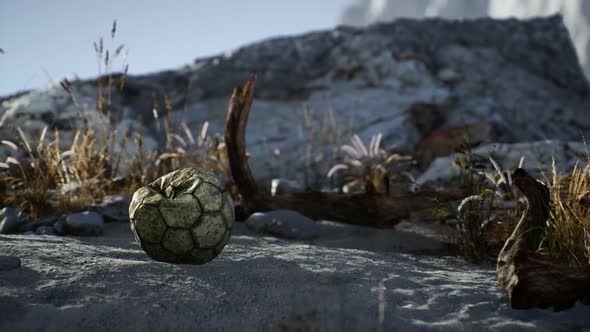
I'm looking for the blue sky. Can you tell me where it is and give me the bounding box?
[0,0,352,96]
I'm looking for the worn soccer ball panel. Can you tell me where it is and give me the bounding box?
[158,194,202,229]
[162,228,194,256]
[215,231,231,254]
[142,243,178,262]
[187,248,217,264]
[191,213,227,248]
[220,193,235,229]
[132,205,166,244]
[129,186,156,219]
[193,169,225,191]
[193,182,223,212]
[129,167,234,264]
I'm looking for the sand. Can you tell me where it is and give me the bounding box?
[1,221,589,331]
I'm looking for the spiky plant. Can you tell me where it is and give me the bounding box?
[327,133,412,193]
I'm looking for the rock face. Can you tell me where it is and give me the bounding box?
[417,140,588,185]
[2,16,589,186]
[340,0,590,78]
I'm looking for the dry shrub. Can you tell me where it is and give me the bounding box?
[0,21,230,219]
[544,158,590,266]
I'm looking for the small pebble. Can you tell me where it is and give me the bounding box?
[64,211,104,236]
[0,255,21,271]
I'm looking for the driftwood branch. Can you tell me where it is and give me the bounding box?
[224,75,465,228]
[497,168,590,311]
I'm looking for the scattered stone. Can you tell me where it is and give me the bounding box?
[0,255,21,271]
[246,210,320,240]
[0,207,18,234]
[17,216,58,233]
[35,226,56,235]
[63,212,104,236]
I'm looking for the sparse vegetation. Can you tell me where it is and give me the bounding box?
[1,20,589,272]
[454,156,523,263]
[544,158,590,266]
[0,21,229,219]
[453,145,590,267]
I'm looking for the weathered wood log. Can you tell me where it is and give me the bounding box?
[497,168,590,311]
[224,74,466,228]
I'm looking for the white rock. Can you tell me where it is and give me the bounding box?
[245,210,320,240]
[64,212,104,236]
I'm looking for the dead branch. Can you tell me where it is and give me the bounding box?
[497,168,590,311]
[224,74,465,228]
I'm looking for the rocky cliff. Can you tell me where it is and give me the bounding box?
[341,0,590,78]
[1,16,589,185]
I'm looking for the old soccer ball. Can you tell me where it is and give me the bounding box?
[128,168,234,264]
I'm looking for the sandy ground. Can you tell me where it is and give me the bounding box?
[1,221,589,332]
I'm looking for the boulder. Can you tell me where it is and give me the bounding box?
[0,255,21,271]
[2,16,589,187]
[417,140,588,185]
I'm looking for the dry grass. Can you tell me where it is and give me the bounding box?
[544,158,590,266]
[302,106,343,189]
[0,21,229,219]
[455,151,590,267]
